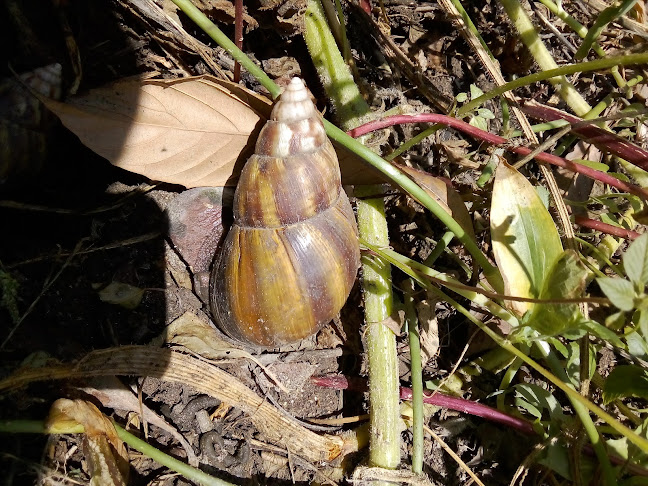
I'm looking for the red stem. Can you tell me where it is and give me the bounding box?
[575,215,641,240]
[312,374,648,476]
[348,114,648,201]
[233,0,243,82]
[311,374,534,435]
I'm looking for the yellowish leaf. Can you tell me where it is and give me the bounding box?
[47,399,129,486]
[490,162,563,315]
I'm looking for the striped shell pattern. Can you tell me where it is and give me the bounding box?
[210,78,360,347]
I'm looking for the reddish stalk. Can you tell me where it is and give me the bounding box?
[233,0,244,82]
[311,374,535,435]
[522,102,648,170]
[347,114,648,201]
[312,374,648,476]
[575,215,641,240]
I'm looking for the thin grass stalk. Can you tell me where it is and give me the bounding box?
[576,0,639,60]
[423,231,455,267]
[0,420,233,486]
[364,240,648,454]
[536,0,625,87]
[424,286,648,455]
[497,0,591,116]
[536,343,617,486]
[404,279,424,474]
[459,52,648,115]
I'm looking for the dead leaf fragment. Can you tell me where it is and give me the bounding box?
[47,399,129,486]
[2,346,346,463]
[95,282,145,310]
[80,376,198,466]
[395,164,477,241]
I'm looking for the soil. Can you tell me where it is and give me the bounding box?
[0,0,638,484]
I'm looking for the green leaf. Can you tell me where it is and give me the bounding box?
[469,84,484,99]
[476,108,495,120]
[469,115,488,131]
[625,233,648,289]
[627,330,648,361]
[455,92,468,103]
[521,250,587,336]
[597,277,636,311]
[514,383,565,423]
[571,159,609,172]
[603,365,648,404]
[578,319,624,348]
[565,341,596,387]
[607,418,648,472]
[535,185,550,209]
[491,162,563,315]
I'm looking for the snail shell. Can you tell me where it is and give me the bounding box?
[210,78,361,347]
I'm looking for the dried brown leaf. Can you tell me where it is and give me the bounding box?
[80,376,199,466]
[42,76,269,188]
[42,76,382,187]
[47,399,129,486]
[2,346,348,462]
[395,164,477,241]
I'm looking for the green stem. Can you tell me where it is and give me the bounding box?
[364,241,517,326]
[385,124,443,161]
[404,279,424,474]
[537,344,617,486]
[423,231,455,267]
[430,288,648,453]
[356,187,400,471]
[115,424,233,486]
[537,0,625,87]
[576,0,639,60]
[459,52,648,116]
[169,0,280,99]
[496,347,526,411]
[498,0,591,116]
[364,241,648,453]
[327,121,503,292]
[0,419,232,486]
[304,0,369,130]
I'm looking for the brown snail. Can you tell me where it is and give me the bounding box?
[209,78,360,347]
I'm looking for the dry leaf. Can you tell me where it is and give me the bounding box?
[80,376,198,466]
[42,75,383,187]
[47,399,129,486]
[416,292,439,366]
[95,282,145,309]
[395,164,477,242]
[3,346,347,462]
[164,311,237,357]
[42,76,269,188]
[163,312,289,392]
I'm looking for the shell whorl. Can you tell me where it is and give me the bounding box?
[211,78,360,347]
[233,78,341,228]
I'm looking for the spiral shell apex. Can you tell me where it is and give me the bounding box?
[210,78,360,347]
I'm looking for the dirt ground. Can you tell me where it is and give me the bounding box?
[0,0,635,484]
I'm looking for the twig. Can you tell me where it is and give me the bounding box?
[1,239,86,349]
